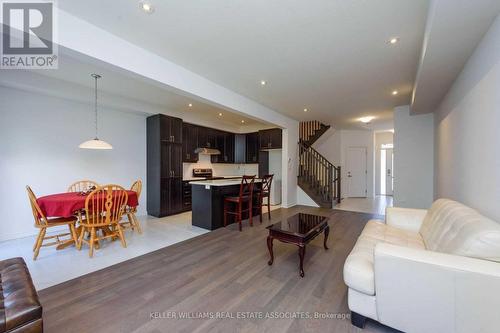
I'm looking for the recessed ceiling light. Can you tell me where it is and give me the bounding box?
[359,116,375,124]
[392,90,399,95]
[188,103,193,107]
[389,37,399,44]
[260,80,267,86]
[241,120,245,123]
[303,108,308,112]
[218,113,223,117]
[139,1,155,14]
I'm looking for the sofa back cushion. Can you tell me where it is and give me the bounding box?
[419,199,500,262]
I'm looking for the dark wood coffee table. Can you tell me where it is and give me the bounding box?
[266,213,329,277]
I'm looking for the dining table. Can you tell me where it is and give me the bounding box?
[36,190,139,249]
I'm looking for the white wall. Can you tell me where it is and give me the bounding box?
[0,86,147,241]
[394,105,434,209]
[434,14,500,221]
[314,128,342,166]
[297,188,320,207]
[375,132,394,195]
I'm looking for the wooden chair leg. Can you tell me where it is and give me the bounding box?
[132,213,142,234]
[89,227,96,258]
[116,224,127,248]
[33,229,43,252]
[77,226,85,250]
[249,200,253,227]
[69,223,77,244]
[33,228,46,260]
[238,202,242,232]
[267,196,271,220]
[223,201,228,227]
[259,195,263,223]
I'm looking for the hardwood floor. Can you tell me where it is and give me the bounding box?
[39,206,399,333]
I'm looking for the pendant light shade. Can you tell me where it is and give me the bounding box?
[79,138,113,149]
[79,74,113,150]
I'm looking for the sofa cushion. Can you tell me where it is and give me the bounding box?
[344,220,425,295]
[420,199,500,262]
[0,257,42,333]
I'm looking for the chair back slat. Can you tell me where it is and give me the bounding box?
[26,186,47,227]
[261,174,274,194]
[130,180,142,200]
[67,180,99,193]
[84,185,128,227]
[240,175,256,198]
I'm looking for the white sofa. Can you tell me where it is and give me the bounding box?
[343,199,500,333]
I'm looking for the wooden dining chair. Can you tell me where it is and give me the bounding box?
[67,180,99,193]
[120,180,142,234]
[254,174,274,222]
[78,184,128,258]
[26,186,78,260]
[223,175,256,231]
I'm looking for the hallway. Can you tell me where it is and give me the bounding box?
[334,195,393,215]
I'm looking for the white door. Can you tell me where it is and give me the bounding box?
[385,148,394,196]
[346,147,367,197]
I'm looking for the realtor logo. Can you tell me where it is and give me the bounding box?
[1,0,58,69]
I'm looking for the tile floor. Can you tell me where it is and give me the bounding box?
[334,195,393,215]
[0,206,280,290]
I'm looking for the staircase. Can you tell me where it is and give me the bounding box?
[299,120,330,146]
[298,121,341,208]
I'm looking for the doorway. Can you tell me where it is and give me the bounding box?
[346,147,367,197]
[380,146,393,195]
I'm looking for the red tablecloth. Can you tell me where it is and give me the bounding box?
[37,190,139,218]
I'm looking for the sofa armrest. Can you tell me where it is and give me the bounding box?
[374,243,500,333]
[385,207,427,232]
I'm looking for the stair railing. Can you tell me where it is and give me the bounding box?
[299,121,322,143]
[298,142,341,205]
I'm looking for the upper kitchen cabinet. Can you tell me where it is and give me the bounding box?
[212,131,235,163]
[197,126,217,149]
[234,134,246,164]
[259,128,282,150]
[182,123,198,163]
[246,132,259,163]
[160,114,182,144]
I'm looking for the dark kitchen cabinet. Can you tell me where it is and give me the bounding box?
[182,123,198,163]
[161,115,182,144]
[147,114,184,217]
[182,180,192,211]
[259,128,282,149]
[234,134,246,164]
[197,126,217,148]
[246,132,259,163]
[212,131,235,163]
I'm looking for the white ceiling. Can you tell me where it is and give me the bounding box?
[0,52,272,131]
[57,0,431,130]
[411,0,500,114]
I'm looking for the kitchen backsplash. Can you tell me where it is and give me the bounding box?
[183,154,259,179]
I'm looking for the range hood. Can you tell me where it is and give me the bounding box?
[194,147,221,155]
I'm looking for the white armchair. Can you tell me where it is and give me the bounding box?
[343,199,500,333]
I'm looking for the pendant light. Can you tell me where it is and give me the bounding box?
[79,74,113,150]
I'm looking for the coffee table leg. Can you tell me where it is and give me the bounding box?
[324,225,330,250]
[267,236,274,265]
[298,245,306,277]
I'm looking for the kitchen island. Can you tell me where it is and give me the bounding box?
[190,179,262,230]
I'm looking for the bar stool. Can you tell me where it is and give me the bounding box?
[223,175,256,231]
[254,174,274,222]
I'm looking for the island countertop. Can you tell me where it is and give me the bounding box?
[189,178,262,187]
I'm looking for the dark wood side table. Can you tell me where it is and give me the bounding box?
[266,213,329,277]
